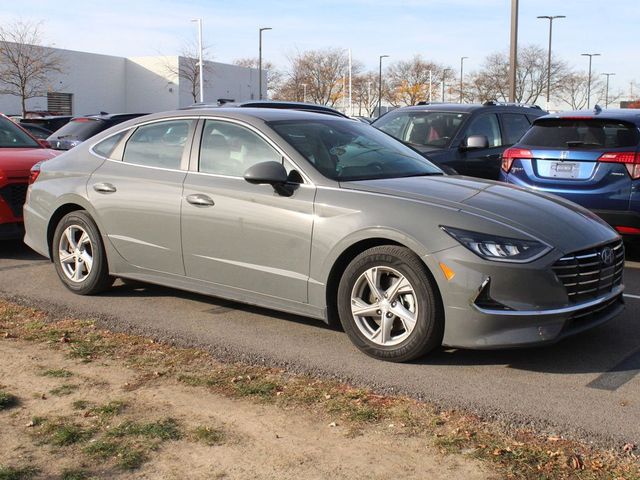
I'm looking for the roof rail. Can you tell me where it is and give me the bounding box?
[482,100,542,110]
[415,101,444,106]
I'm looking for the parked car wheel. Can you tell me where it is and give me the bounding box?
[337,245,443,362]
[52,211,114,294]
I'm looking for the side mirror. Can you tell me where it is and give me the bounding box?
[38,139,51,149]
[462,135,489,150]
[244,161,293,196]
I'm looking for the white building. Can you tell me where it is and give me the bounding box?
[0,45,265,116]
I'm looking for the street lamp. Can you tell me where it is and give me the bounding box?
[537,15,565,106]
[258,27,272,100]
[441,68,451,102]
[378,55,389,117]
[459,57,468,103]
[301,83,307,103]
[581,53,601,109]
[601,73,615,108]
[190,18,204,103]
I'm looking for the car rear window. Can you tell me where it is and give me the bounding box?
[50,118,105,141]
[520,118,640,149]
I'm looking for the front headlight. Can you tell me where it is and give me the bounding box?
[440,226,551,263]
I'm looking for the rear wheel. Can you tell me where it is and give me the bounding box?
[52,211,114,295]
[337,245,443,362]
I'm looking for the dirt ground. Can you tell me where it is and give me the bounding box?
[0,339,494,480]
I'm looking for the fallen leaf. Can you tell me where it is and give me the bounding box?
[328,422,337,428]
[548,435,562,442]
[493,448,505,456]
[568,455,584,470]
[623,442,637,453]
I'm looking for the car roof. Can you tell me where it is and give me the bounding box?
[381,102,545,115]
[71,113,149,121]
[144,107,353,124]
[182,100,348,118]
[537,108,640,124]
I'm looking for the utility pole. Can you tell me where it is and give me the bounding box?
[428,70,433,102]
[348,48,352,117]
[537,15,565,107]
[378,55,389,117]
[459,57,468,103]
[581,53,601,109]
[258,27,272,100]
[509,0,519,102]
[441,68,451,102]
[601,73,615,108]
[301,83,307,103]
[190,18,204,103]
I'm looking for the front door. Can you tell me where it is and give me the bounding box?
[181,119,315,303]
[457,113,504,179]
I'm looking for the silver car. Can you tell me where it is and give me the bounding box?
[23,108,625,362]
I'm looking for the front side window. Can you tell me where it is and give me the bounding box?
[465,114,502,147]
[122,120,193,169]
[0,117,40,148]
[199,120,281,177]
[374,111,467,148]
[269,119,442,181]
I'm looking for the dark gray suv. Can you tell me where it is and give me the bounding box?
[372,102,547,179]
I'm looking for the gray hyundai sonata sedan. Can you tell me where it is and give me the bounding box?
[23,108,625,362]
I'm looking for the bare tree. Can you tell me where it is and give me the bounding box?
[233,57,283,99]
[0,20,64,116]
[353,72,380,117]
[468,45,568,104]
[274,48,360,107]
[557,71,606,110]
[385,55,445,106]
[164,39,212,103]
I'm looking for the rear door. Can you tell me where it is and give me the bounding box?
[509,118,638,211]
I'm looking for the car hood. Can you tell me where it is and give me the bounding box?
[0,148,60,176]
[340,175,618,253]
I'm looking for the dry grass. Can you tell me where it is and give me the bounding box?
[1,299,638,480]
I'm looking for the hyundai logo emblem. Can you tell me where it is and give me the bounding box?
[600,246,614,266]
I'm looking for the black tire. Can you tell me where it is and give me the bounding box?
[337,245,443,362]
[52,211,114,295]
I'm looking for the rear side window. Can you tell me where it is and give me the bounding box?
[122,120,193,169]
[521,119,640,149]
[50,118,104,140]
[501,113,531,145]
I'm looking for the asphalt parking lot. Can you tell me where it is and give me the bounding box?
[1,240,639,447]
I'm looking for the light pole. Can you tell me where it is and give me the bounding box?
[459,57,468,103]
[301,83,307,103]
[378,55,389,117]
[509,0,519,102]
[190,18,204,103]
[258,27,272,100]
[601,73,615,108]
[581,53,601,109]
[537,15,565,106]
[441,68,451,102]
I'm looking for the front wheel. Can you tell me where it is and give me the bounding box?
[337,246,443,362]
[52,211,114,295]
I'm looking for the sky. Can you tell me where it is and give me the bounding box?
[2,0,639,97]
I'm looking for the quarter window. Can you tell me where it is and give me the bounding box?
[199,120,281,177]
[122,120,193,169]
[93,131,127,159]
[465,114,502,147]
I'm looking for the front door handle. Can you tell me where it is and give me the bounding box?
[186,193,215,207]
[93,182,117,193]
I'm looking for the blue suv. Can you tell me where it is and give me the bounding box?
[500,108,640,237]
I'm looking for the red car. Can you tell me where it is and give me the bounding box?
[0,114,59,239]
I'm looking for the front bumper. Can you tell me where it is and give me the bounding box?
[428,243,625,349]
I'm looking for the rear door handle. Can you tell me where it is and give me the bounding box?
[186,193,215,207]
[93,182,117,193]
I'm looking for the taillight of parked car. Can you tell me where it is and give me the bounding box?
[598,152,640,179]
[29,161,43,184]
[501,148,532,173]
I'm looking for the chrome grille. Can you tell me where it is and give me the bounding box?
[0,183,29,218]
[552,240,624,303]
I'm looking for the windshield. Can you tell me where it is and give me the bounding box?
[269,119,442,181]
[521,118,640,149]
[373,111,467,148]
[0,117,40,148]
[50,118,104,140]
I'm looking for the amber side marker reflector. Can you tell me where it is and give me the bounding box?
[439,262,456,281]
